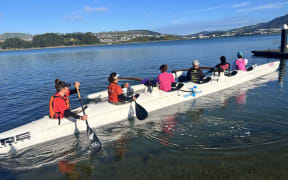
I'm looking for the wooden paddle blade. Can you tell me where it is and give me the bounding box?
[135,102,148,120]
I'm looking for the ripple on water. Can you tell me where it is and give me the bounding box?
[0,36,287,178]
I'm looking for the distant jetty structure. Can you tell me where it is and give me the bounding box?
[252,24,288,58]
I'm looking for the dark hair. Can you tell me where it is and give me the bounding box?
[55,79,71,91]
[55,79,62,91]
[220,56,227,65]
[108,72,117,83]
[159,64,168,72]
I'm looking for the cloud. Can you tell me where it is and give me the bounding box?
[84,6,107,13]
[66,16,85,22]
[237,2,288,12]
[232,2,250,8]
[170,2,250,24]
[194,5,226,13]
[171,17,193,24]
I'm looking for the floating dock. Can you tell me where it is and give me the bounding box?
[252,24,288,58]
[252,49,288,58]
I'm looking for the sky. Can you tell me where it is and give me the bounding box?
[0,0,288,35]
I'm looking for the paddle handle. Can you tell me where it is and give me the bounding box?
[76,87,86,116]
[76,87,81,99]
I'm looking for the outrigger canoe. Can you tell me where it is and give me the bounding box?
[0,61,280,154]
[1,71,279,170]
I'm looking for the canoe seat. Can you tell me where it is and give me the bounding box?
[225,71,238,77]
[247,67,254,71]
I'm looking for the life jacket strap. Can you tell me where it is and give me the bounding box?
[56,112,61,125]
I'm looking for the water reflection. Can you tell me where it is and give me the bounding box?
[234,89,247,105]
[279,58,287,87]
[189,109,204,122]
[139,72,279,150]
[58,160,95,180]
[160,116,177,146]
[114,136,129,161]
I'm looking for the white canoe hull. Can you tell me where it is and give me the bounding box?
[0,61,280,154]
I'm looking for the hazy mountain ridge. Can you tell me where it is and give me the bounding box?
[189,13,288,37]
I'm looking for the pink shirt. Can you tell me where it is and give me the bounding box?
[235,58,248,71]
[157,72,175,92]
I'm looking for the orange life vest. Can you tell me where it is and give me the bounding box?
[49,95,70,119]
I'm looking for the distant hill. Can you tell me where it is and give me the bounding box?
[231,14,288,33]
[0,33,33,41]
[126,30,161,35]
[95,30,161,36]
[189,13,288,37]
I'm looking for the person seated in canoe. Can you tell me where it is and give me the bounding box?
[215,56,230,72]
[186,60,208,83]
[49,79,87,122]
[233,51,248,71]
[157,64,175,92]
[108,72,137,105]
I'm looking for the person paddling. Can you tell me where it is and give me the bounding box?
[187,60,204,83]
[215,56,230,72]
[157,64,175,92]
[49,79,87,123]
[233,52,248,71]
[108,72,137,105]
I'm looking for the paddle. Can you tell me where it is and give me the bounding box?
[175,83,184,90]
[126,87,148,121]
[119,77,144,81]
[76,87,102,152]
[173,67,225,77]
[172,66,213,73]
[135,100,148,120]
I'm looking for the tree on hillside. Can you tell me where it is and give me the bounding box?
[64,33,100,45]
[32,33,65,47]
[0,38,32,49]
[80,32,100,45]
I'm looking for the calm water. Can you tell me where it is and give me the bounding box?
[1,35,288,180]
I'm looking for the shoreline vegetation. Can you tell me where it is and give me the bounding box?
[0,32,182,52]
[0,33,278,52]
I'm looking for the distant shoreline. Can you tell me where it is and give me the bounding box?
[0,33,279,52]
[0,39,184,52]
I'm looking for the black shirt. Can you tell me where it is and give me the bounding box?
[187,68,204,83]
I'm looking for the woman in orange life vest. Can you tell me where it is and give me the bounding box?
[108,72,137,104]
[49,79,87,121]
